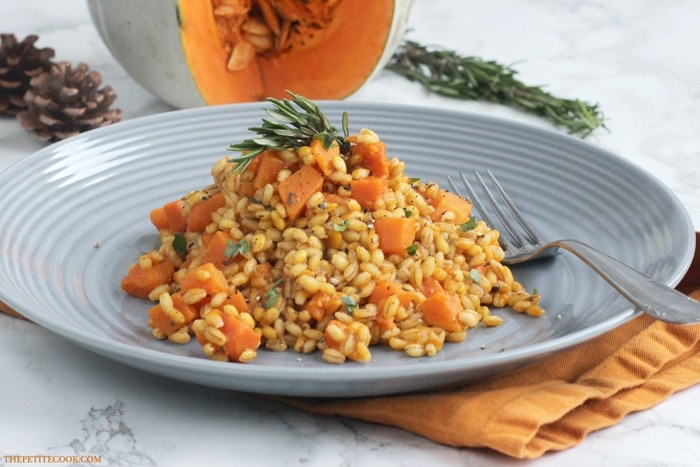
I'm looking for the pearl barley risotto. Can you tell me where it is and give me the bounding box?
[121,97,543,364]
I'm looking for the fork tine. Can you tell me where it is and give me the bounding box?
[447,174,498,229]
[472,170,532,249]
[451,169,560,263]
[449,169,542,253]
[479,169,541,245]
[448,172,518,252]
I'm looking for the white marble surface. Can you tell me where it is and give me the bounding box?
[1,1,700,466]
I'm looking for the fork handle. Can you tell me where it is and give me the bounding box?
[551,239,700,324]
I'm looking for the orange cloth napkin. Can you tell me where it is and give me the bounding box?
[3,234,700,459]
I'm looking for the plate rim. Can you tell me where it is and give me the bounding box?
[0,101,695,396]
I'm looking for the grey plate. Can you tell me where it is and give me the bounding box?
[0,102,694,397]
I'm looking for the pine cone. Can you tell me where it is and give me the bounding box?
[0,33,55,116]
[18,61,122,142]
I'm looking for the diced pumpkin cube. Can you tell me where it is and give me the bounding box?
[277,164,324,221]
[121,258,175,299]
[374,216,416,256]
[420,291,464,332]
[187,192,226,233]
[180,263,229,298]
[147,292,198,336]
[350,176,388,210]
[430,190,473,224]
[163,199,187,232]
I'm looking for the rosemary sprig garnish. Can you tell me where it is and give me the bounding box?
[227,91,350,172]
[387,40,607,138]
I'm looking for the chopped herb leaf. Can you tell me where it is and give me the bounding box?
[460,216,478,231]
[225,238,251,258]
[404,208,413,218]
[263,278,284,308]
[172,233,188,257]
[408,177,421,183]
[333,220,349,232]
[406,243,418,256]
[341,295,358,314]
[469,269,481,284]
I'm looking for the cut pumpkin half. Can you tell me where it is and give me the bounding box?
[178,0,410,104]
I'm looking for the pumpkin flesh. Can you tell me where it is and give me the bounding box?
[178,0,399,104]
[179,0,265,103]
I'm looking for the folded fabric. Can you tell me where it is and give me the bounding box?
[3,235,700,459]
[286,311,700,458]
[284,233,700,459]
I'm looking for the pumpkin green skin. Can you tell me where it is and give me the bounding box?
[88,0,413,109]
[88,0,201,108]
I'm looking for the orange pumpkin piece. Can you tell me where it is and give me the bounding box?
[220,290,249,314]
[368,281,416,308]
[180,262,229,297]
[277,164,324,221]
[254,150,288,189]
[237,180,256,197]
[149,206,170,231]
[350,176,388,210]
[162,199,188,232]
[147,292,198,336]
[307,291,343,322]
[368,281,417,331]
[187,192,226,233]
[311,137,340,176]
[193,309,261,363]
[220,311,261,362]
[242,152,263,172]
[418,276,445,298]
[121,258,175,299]
[249,262,273,288]
[322,192,349,207]
[201,230,236,270]
[420,291,464,332]
[430,190,473,224]
[374,216,417,256]
[351,140,390,177]
[374,312,396,332]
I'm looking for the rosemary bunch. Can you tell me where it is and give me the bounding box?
[387,40,606,138]
[228,92,350,172]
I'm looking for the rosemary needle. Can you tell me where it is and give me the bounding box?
[227,91,350,173]
[387,40,607,138]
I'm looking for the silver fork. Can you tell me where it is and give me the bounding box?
[448,169,700,324]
